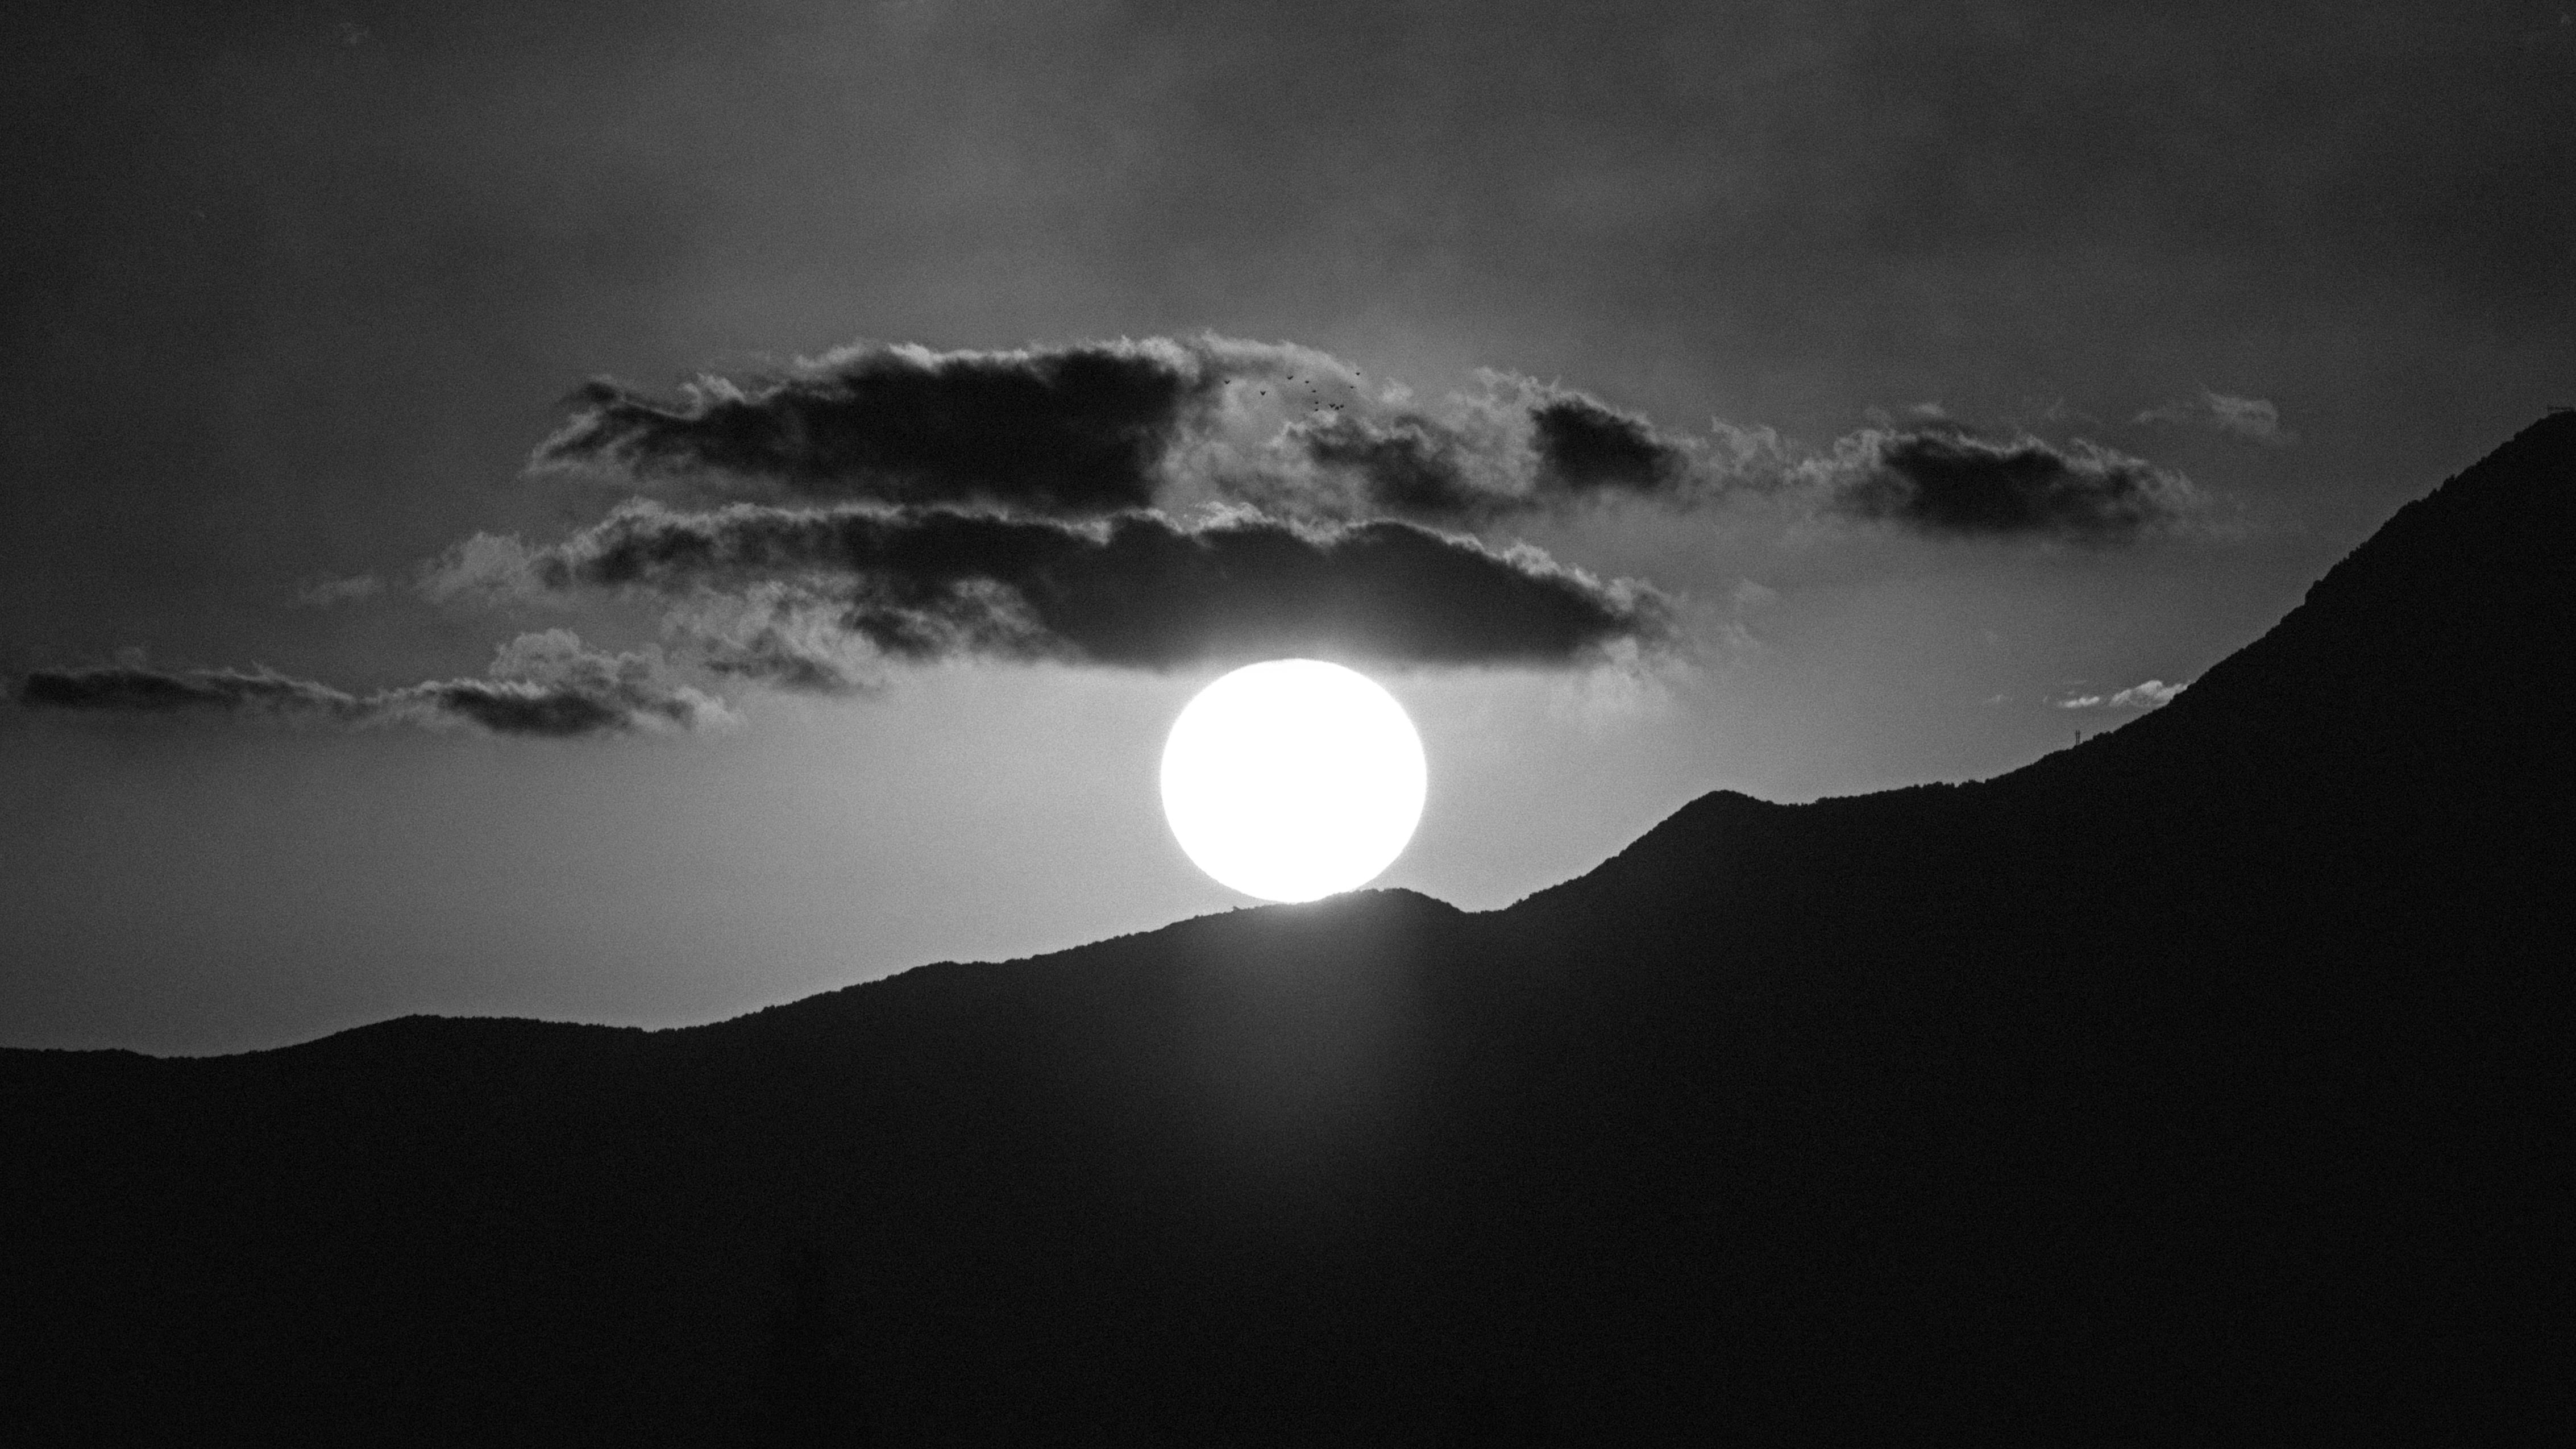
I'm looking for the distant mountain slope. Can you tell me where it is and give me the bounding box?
[5,417,2568,1446]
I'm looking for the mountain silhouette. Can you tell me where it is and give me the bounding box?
[4,416,2567,1444]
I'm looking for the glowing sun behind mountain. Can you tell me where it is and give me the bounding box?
[1159,659,1428,903]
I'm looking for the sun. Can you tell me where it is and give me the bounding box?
[1160,659,1428,903]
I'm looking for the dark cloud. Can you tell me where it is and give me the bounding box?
[1275,385,2197,549]
[16,665,356,716]
[1528,393,1689,496]
[1834,430,2197,543]
[487,336,2209,699]
[13,632,730,737]
[535,338,1237,514]
[496,503,1665,670]
[1281,384,1702,525]
[1290,413,1506,522]
[542,333,2208,559]
[541,332,1726,535]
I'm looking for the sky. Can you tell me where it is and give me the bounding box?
[5,0,2570,1053]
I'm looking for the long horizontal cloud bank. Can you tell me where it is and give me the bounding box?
[535,335,1339,514]
[441,503,1669,676]
[1826,428,2200,544]
[539,335,2201,546]
[36,337,2209,741]
[14,632,730,737]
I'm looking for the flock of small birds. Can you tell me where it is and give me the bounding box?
[1253,373,1349,414]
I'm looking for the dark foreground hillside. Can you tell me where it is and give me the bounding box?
[5,417,2569,1445]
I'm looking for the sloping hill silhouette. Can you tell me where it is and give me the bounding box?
[5,417,2568,1444]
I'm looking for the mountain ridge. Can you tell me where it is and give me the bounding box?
[3,414,2567,1444]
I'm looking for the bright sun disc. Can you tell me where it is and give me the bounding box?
[1160,659,1427,903]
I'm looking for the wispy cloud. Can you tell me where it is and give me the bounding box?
[2054,679,2187,710]
[2135,390,2296,446]
[2108,679,2186,708]
[292,574,384,607]
[658,584,881,695]
[15,632,733,737]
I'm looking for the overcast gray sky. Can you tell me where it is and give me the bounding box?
[6,0,2570,1052]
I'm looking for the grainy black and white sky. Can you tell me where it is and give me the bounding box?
[6,0,2570,1051]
